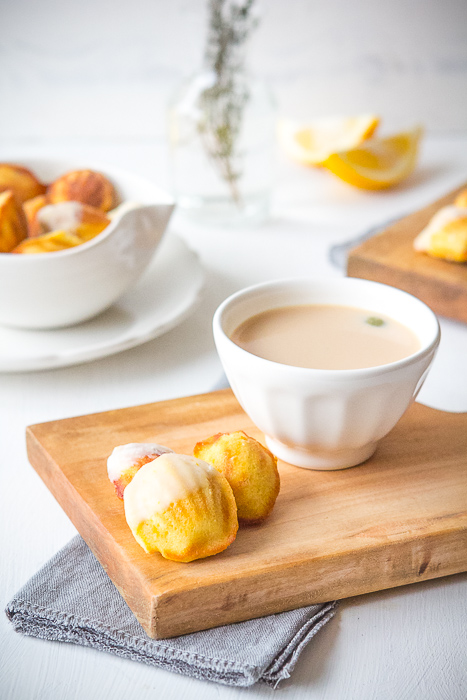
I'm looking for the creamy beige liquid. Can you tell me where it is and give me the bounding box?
[230,304,421,370]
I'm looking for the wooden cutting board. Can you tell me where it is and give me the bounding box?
[347,183,467,322]
[26,389,467,639]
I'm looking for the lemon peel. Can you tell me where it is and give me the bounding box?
[278,114,380,166]
[322,126,423,190]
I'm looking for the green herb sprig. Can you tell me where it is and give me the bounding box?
[199,0,258,205]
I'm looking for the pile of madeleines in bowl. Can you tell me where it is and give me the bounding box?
[0,163,119,254]
[107,430,281,563]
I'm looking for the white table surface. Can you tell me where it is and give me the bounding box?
[1,134,467,700]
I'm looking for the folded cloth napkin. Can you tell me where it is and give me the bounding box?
[6,536,337,688]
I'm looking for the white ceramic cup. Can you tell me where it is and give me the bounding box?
[213,277,440,470]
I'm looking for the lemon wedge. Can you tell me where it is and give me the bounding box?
[322,126,423,190]
[278,114,380,166]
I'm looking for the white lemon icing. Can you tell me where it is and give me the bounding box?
[38,201,84,232]
[107,442,173,483]
[124,453,215,530]
[414,205,467,251]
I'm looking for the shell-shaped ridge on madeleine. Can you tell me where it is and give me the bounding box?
[194,430,280,524]
[123,453,238,562]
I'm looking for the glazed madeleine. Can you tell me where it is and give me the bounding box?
[124,453,238,562]
[107,442,174,499]
[414,205,467,263]
[38,201,110,242]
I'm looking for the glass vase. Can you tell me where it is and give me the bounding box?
[168,69,276,226]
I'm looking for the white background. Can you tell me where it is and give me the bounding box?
[2,0,467,140]
[1,1,467,699]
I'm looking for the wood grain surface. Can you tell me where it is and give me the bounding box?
[347,183,467,322]
[26,389,467,639]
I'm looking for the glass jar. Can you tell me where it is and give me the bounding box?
[168,69,276,226]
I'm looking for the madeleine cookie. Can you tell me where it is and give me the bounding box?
[194,431,280,524]
[414,205,467,262]
[47,169,116,212]
[124,453,238,562]
[0,163,46,204]
[0,190,28,252]
[12,229,83,254]
[23,194,48,237]
[454,188,467,208]
[37,201,111,241]
[107,443,174,499]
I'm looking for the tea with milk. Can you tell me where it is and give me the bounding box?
[230,304,420,370]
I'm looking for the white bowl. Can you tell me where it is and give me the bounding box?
[0,159,174,329]
[213,277,440,470]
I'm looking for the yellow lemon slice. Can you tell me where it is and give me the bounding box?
[278,114,380,166]
[322,126,423,190]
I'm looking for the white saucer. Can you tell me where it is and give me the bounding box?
[0,234,205,372]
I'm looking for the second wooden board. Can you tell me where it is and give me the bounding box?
[26,389,467,639]
[347,183,467,322]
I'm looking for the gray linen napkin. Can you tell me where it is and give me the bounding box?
[5,535,337,688]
